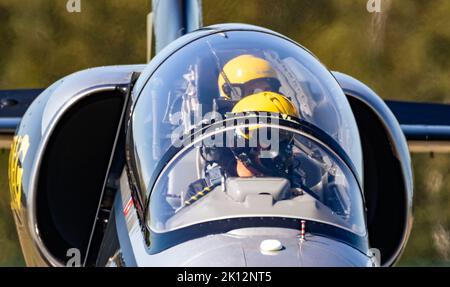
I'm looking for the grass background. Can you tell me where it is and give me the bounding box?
[0,0,449,266]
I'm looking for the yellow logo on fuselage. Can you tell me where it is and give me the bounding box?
[9,135,30,210]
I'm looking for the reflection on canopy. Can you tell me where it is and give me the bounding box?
[148,123,366,236]
[131,30,363,198]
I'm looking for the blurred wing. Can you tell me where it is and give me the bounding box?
[0,89,43,147]
[386,100,450,153]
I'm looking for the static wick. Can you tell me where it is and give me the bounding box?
[300,220,306,242]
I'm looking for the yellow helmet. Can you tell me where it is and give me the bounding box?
[231,91,299,140]
[218,55,279,99]
[231,91,298,117]
[230,92,298,177]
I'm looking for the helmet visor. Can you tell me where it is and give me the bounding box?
[222,77,282,99]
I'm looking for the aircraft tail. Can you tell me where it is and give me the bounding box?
[151,0,203,55]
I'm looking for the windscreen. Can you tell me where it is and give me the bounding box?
[147,123,366,236]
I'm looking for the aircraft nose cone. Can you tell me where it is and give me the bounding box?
[139,229,373,266]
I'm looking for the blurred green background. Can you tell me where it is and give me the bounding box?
[0,0,449,266]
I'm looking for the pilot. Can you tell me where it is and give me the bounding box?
[216,54,282,102]
[229,91,299,177]
[183,91,300,206]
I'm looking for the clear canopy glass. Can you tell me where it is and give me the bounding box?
[148,124,366,236]
[129,30,364,236]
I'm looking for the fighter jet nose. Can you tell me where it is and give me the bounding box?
[142,228,373,267]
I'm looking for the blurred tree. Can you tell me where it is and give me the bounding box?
[0,0,148,89]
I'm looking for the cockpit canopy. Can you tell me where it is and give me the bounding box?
[128,29,365,240]
[149,121,366,236]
